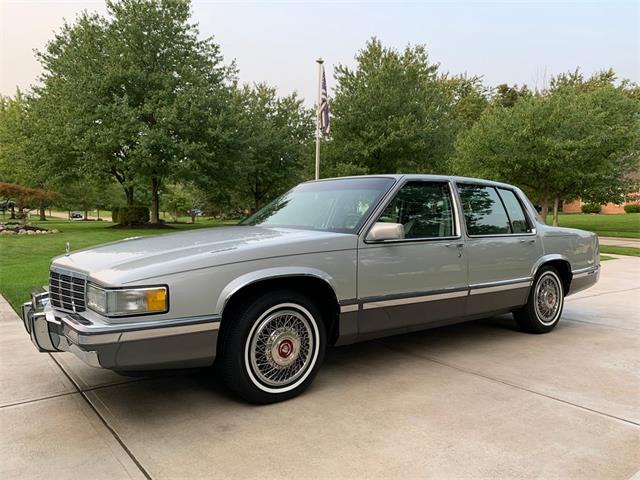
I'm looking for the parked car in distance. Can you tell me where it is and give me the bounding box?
[70,211,83,219]
[21,175,599,403]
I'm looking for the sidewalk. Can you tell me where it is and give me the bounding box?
[598,236,640,247]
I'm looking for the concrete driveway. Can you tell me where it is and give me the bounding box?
[1,258,639,480]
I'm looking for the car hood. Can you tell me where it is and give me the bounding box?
[51,226,357,285]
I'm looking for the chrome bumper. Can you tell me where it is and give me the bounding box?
[21,288,221,370]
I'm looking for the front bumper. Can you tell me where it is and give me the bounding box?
[21,288,221,370]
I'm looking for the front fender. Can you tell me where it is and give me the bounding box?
[215,267,338,315]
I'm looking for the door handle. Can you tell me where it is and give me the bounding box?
[445,243,464,257]
[519,238,536,244]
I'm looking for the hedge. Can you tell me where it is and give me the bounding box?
[111,205,149,225]
[624,204,640,214]
[581,203,601,214]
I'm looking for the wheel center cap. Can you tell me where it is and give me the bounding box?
[269,333,301,367]
[278,339,294,358]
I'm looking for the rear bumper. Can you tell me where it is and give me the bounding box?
[568,265,600,296]
[21,288,220,370]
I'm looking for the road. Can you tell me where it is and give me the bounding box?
[1,257,638,479]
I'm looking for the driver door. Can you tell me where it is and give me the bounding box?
[357,180,468,337]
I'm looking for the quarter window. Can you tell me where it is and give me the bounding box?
[458,184,511,235]
[498,188,532,233]
[378,182,455,239]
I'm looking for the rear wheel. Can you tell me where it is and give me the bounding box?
[219,290,326,404]
[513,266,564,333]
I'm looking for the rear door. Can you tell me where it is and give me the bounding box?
[357,180,468,337]
[456,183,542,316]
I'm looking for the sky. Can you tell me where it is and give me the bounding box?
[1,0,638,104]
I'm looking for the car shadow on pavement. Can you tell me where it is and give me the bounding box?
[89,314,527,409]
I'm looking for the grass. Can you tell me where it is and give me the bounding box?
[599,245,640,257]
[599,255,616,262]
[547,213,640,238]
[0,218,238,311]
[2,214,637,313]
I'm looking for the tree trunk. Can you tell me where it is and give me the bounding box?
[97,208,100,220]
[84,210,88,221]
[552,197,560,227]
[539,198,549,225]
[39,206,46,221]
[150,177,160,224]
[125,187,134,207]
[10,205,15,220]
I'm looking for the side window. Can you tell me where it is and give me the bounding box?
[458,184,511,235]
[378,182,455,239]
[498,188,533,233]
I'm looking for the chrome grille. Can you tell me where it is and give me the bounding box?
[49,270,87,312]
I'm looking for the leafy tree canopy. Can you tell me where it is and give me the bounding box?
[452,69,640,224]
[33,0,236,222]
[325,38,456,176]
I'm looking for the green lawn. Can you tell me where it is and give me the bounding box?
[0,218,238,311]
[547,213,640,238]
[599,245,640,257]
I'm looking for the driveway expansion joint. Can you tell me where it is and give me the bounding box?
[48,353,154,480]
[377,340,640,428]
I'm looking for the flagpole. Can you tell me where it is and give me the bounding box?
[315,57,324,181]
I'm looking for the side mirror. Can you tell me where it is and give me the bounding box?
[366,222,405,242]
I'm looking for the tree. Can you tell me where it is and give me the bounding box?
[33,0,236,223]
[452,71,640,225]
[326,38,455,176]
[0,182,59,224]
[439,74,489,132]
[163,181,205,222]
[0,91,64,220]
[195,84,313,212]
[493,83,531,108]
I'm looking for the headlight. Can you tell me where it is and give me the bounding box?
[87,284,168,316]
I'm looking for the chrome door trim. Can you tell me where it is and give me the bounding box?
[361,288,468,311]
[572,266,599,279]
[340,304,359,313]
[469,278,532,295]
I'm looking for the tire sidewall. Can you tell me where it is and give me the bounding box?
[531,267,564,329]
[243,302,321,395]
[223,290,326,403]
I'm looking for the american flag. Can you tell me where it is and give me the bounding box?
[319,64,330,134]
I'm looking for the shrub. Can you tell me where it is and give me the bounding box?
[111,205,149,225]
[581,203,601,214]
[624,204,640,213]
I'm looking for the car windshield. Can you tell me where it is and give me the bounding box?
[241,177,396,233]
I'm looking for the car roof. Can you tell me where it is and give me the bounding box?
[309,174,517,190]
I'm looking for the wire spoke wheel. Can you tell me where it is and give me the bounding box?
[534,273,561,325]
[248,306,316,389]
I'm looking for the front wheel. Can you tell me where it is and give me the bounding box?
[219,290,326,404]
[513,266,565,333]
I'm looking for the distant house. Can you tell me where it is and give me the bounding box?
[563,199,631,214]
[563,176,640,214]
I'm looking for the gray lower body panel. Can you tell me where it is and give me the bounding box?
[21,293,220,371]
[568,266,600,296]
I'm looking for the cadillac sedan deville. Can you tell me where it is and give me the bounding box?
[21,175,599,403]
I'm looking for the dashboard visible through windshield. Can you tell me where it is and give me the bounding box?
[241,177,396,233]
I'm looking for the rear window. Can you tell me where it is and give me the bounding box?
[457,184,511,235]
[498,188,532,233]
